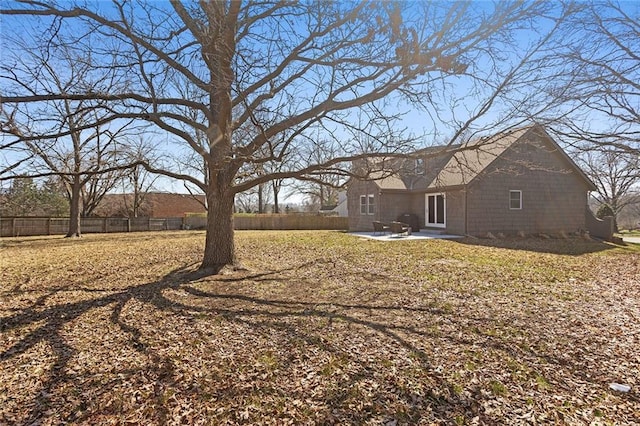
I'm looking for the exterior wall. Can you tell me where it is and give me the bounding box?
[443,189,466,235]
[347,181,420,231]
[347,128,593,236]
[465,137,591,236]
[333,192,348,217]
[347,179,380,231]
[150,193,206,217]
[419,189,466,234]
[378,192,415,226]
[586,209,614,240]
[94,193,206,218]
[411,192,426,227]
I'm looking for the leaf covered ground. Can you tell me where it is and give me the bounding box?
[1,230,639,425]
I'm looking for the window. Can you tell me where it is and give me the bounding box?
[415,158,425,174]
[509,190,522,210]
[360,194,375,215]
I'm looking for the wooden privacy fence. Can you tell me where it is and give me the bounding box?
[1,215,349,237]
[234,214,348,230]
[0,217,183,237]
[184,214,348,231]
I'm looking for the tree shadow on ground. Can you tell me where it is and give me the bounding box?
[452,235,626,255]
[1,261,637,424]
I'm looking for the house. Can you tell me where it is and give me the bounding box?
[94,192,206,218]
[319,192,348,217]
[348,125,613,239]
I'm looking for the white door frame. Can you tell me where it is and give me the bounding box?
[425,193,446,228]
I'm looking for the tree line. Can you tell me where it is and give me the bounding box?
[1,1,638,273]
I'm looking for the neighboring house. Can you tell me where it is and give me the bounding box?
[348,125,613,239]
[94,192,206,218]
[333,191,348,217]
[319,191,348,217]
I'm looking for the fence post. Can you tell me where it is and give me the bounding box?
[12,217,16,237]
[47,217,51,235]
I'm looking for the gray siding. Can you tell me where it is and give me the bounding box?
[347,180,380,231]
[444,190,466,235]
[347,128,592,236]
[411,193,425,228]
[347,181,418,231]
[466,137,590,235]
[378,192,412,225]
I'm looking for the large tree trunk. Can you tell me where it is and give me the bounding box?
[200,188,236,273]
[196,0,240,274]
[66,177,82,238]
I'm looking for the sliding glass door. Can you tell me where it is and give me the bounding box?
[425,193,445,228]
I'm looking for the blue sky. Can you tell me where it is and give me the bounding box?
[1,1,637,199]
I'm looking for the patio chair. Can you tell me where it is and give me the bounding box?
[372,221,390,235]
[390,221,411,236]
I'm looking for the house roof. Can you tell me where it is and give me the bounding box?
[95,192,206,217]
[367,124,596,192]
[148,192,206,217]
[370,172,407,190]
[428,126,532,188]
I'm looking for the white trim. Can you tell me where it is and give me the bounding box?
[425,193,446,228]
[509,190,522,210]
[360,194,375,215]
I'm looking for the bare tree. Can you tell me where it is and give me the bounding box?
[121,137,161,217]
[551,1,639,153]
[0,23,135,236]
[292,139,345,210]
[235,157,272,213]
[576,148,640,231]
[1,1,570,273]
[235,185,273,214]
[269,173,289,214]
[626,200,640,230]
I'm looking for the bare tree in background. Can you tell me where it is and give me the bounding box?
[576,148,640,231]
[121,137,161,218]
[551,1,639,153]
[235,185,273,214]
[269,166,289,214]
[292,140,345,211]
[1,34,135,236]
[1,1,571,273]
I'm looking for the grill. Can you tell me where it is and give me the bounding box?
[397,213,420,232]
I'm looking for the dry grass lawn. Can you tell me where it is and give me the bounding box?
[1,230,639,425]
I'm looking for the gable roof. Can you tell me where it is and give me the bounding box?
[370,173,408,190]
[368,124,596,192]
[428,126,532,188]
[534,127,597,191]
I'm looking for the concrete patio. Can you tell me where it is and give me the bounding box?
[351,230,464,241]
